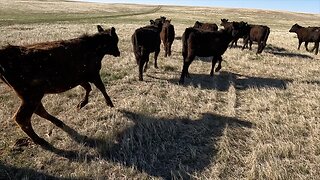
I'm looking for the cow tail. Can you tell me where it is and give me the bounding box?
[132,33,141,65]
[263,27,270,45]
[182,31,188,61]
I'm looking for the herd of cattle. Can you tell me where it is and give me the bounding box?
[132,16,319,83]
[0,16,319,147]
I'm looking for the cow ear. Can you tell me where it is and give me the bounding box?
[97,25,104,33]
[226,19,228,22]
[110,27,116,35]
[150,20,155,25]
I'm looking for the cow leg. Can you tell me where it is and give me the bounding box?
[314,42,319,55]
[308,43,315,52]
[168,42,172,56]
[92,74,114,107]
[77,82,92,109]
[164,44,168,57]
[256,41,262,54]
[182,53,191,78]
[230,38,238,48]
[210,56,217,76]
[35,103,64,128]
[179,55,194,84]
[14,97,49,146]
[139,58,145,81]
[304,42,310,51]
[249,40,253,50]
[298,40,302,50]
[154,48,160,69]
[230,39,235,48]
[215,56,223,72]
[242,37,249,50]
[234,38,238,47]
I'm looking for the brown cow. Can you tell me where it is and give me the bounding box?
[193,21,218,32]
[132,20,163,81]
[179,22,246,84]
[160,19,175,57]
[242,24,270,54]
[0,25,120,147]
[289,24,320,55]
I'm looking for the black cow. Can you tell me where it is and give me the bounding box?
[193,21,218,31]
[132,20,163,81]
[179,22,246,84]
[289,24,320,55]
[220,18,240,47]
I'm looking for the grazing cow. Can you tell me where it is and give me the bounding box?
[0,25,120,147]
[242,24,270,54]
[289,24,320,55]
[193,21,218,32]
[132,20,163,81]
[179,22,245,84]
[160,19,175,57]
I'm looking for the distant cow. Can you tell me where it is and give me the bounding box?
[160,19,175,57]
[179,22,246,84]
[0,25,120,147]
[242,24,270,54]
[132,20,163,81]
[289,24,320,55]
[193,21,218,31]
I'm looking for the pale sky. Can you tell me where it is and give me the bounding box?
[75,0,320,14]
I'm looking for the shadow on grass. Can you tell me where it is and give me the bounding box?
[264,44,313,59]
[37,110,252,179]
[0,161,74,180]
[167,71,291,91]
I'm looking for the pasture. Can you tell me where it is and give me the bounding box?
[0,0,319,179]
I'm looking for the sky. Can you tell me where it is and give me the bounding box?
[76,0,320,14]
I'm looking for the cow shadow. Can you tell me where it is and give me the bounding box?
[264,44,313,59]
[167,71,291,91]
[0,161,75,180]
[39,110,252,179]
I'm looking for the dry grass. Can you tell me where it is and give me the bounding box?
[0,0,320,179]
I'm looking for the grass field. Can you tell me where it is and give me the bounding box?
[0,0,319,179]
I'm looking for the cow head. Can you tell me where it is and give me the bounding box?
[97,25,120,57]
[220,18,229,26]
[150,19,163,30]
[289,23,301,33]
[194,21,202,28]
